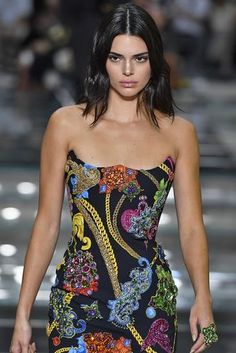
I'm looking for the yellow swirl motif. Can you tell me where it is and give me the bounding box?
[72,212,91,250]
[56,257,65,271]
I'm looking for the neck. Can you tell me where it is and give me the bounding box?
[103,89,146,124]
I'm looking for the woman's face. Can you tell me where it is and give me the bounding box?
[105,34,151,98]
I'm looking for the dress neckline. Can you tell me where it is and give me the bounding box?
[67,149,175,174]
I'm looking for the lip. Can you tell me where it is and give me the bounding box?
[119,81,138,87]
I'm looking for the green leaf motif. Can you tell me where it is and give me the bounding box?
[148,265,178,316]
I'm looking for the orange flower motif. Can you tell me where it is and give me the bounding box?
[114,336,132,353]
[99,165,138,194]
[83,332,132,353]
[63,278,98,296]
[52,336,61,346]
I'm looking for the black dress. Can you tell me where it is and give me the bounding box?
[47,150,178,353]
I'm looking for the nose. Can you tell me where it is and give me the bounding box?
[123,59,134,76]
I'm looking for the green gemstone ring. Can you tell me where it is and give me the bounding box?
[201,323,219,346]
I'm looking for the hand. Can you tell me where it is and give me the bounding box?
[10,318,36,353]
[189,297,217,353]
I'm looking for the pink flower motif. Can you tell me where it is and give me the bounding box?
[141,318,172,353]
[121,209,140,232]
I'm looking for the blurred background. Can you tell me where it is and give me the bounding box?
[0,0,236,352]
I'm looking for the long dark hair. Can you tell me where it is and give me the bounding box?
[79,3,176,128]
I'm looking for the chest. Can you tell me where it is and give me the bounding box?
[69,119,175,169]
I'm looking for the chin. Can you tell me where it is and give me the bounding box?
[120,91,140,100]
[113,86,145,99]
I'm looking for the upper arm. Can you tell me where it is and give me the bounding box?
[36,107,70,232]
[173,118,204,236]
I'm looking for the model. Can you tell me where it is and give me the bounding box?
[10,3,218,353]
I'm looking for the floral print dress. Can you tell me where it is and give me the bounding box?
[47,149,178,353]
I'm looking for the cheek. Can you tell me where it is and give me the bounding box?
[144,65,152,80]
[138,66,151,84]
[105,61,118,81]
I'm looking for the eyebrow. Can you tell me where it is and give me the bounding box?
[109,51,149,57]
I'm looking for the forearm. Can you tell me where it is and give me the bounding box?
[16,215,59,320]
[179,226,212,302]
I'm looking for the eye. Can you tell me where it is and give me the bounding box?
[135,56,149,63]
[108,54,121,62]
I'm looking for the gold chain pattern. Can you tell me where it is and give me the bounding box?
[127,323,158,353]
[160,163,170,175]
[75,198,121,298]
[46,321,58,337]
[64,292,74,304]
[55,348,70,353]
[106,193,141,259]
[140,170,160,189]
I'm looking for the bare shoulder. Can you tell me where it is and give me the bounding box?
[172,115,196,135]
[157,111,196,136]
[48,104,85,128]
[171,115,198,149]
[47,104,87,143]
[169,115,200,170]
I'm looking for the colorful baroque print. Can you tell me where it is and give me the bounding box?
[99,164,141,199]
[141,318,172,353]
[121,178,169,240]
[107,257,152,327]
[72,212,91,251]
[48,151,177,353]
[65,157,100,199]
[148,265,178,317]
[80,300,103,321]
[63,250,99,296]
[83,332,132,353]
[48,288,86,340]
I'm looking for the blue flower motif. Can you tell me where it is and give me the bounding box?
[75,190,89,199]
[84,163,96,170]
[99,184,107,193]
[107,257,152,327]
[76,336,87,353]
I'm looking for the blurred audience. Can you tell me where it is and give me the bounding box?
[0,0,33,69]
[58,1,102,98]
[168,0,212,77]
[0,0,235,97]
[17,0,74,91]
[207,0,236,77]
[133,1,186,88]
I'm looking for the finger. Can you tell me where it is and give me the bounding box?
[10,342,21,353]
[32,342,36,352]
[29,343,36,349]
[30,342,36,353]
[190,333,205,353]
[28,345,33,353]
[189,316,199,343]
[22,343,29,353]
[194,342,207,353]
[28,343,35,353]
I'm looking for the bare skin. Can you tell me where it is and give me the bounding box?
[10,35,215,353]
